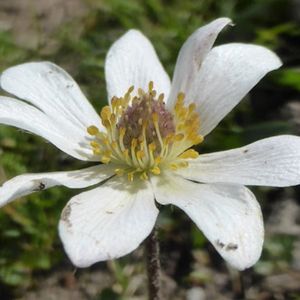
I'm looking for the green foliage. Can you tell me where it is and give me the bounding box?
[0,32,28,69]
[276,68,300,91]
[255,235,296,275]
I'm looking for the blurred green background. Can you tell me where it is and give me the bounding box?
[0,0,300,299]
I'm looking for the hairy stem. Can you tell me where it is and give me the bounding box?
[145,226,161,300]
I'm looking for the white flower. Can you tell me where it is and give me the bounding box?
[0,18,300,271]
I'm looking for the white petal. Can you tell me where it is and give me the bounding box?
[151,174,264,270]
[0,96,95,161]
[0,164,115,207]
[0,61,104,135]
[168,17,232,107]
[105,30,171,102]
[59,177,158,267]
[177,135,300,187]
[171,43,282,136]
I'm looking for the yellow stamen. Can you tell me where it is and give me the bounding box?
[151,166,161,175]
[140,172,149,180]
[148,81,154,92]
[128,172,134,182]
[179,149,199,159]
[87,82,203,182]
[115,168,125,176]
[101,156,111,164]
[87,125,99,135]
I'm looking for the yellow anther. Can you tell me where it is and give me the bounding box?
[151,166,161,175]
[87,125,99,136]
[93,148,101,155]
[188,119,200,129]
[128,85,134,94]
[137,150,145,159]
[115,168,125,176]
[169,163,178,171]
[128,172,134,182]
[187,130,199,139]
[110,113,116,124]
[110,96,118,108]
[158,93,164,103]
[140,172,149,180]
[174,133,184,141]
[131,138,138,149]
[102,119,110,128]
[90,141,100,148]
[177,123,184,131]
[116,98,123,109]
[149,142,156,151]
[101,156,111,164]
[165,133,174,144]
[103,137,110,145]
[119,127,126,137]
[148,81,154,92]
[154,156,162,164]
[178,161,189,168]
[123,149,129,158]
[178,107,188,119]
[193,135,204,144]
[102,150,112,157]
[179,149,199,159]
[177,92,185,103]
[100,106,111,120]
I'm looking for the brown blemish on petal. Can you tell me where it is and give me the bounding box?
[61,204,72,228]
[33,181,46,191]
[226,243,238,251]
[38,182,46,190]
[215,239,225,249]
[243,149,249,153]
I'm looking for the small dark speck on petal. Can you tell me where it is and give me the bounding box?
[226,243,238,251]
[33,181,46,191]
[215,239,225,249]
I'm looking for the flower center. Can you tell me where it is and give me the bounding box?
[118,90,175,153]
[87,82,203,181]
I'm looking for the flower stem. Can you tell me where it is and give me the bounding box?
[145,226,161,300]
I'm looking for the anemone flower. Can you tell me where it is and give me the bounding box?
[1,17,300,271]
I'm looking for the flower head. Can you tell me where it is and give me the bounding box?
[1,18,300,270]
[87,81,202,181]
